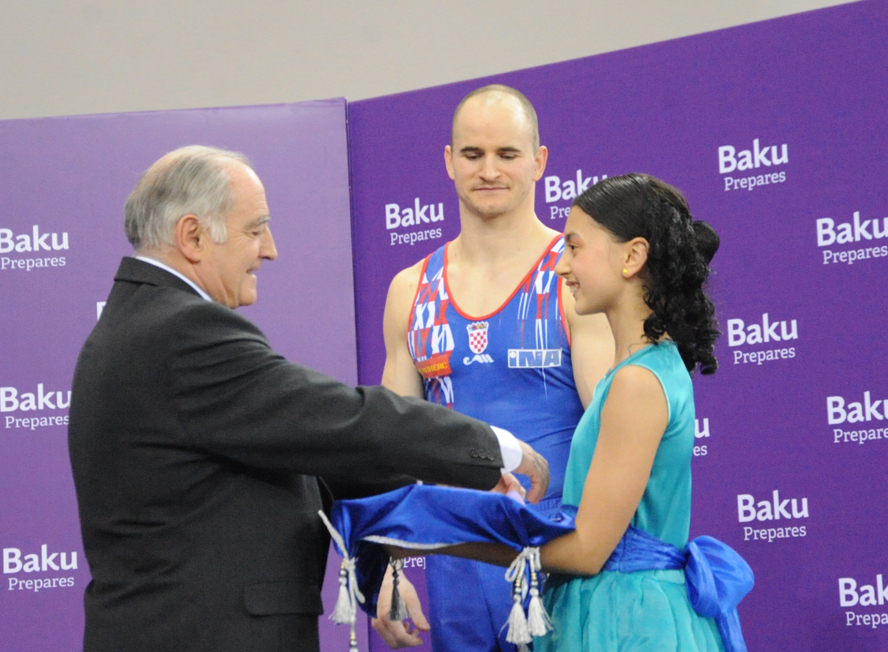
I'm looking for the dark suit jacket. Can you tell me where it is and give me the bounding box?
[68,258,503,652]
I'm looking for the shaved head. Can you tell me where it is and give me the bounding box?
[451,85,540,151]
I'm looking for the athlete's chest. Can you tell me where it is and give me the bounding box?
[444,263,539,317]
[407,239,568,378]
[447,307,567,375]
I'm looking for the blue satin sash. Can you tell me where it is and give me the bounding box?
[602,526,754,652]
[327,484,576,615]
[325,485,753,652]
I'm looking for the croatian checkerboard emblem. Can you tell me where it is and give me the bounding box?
[467,322,489,354]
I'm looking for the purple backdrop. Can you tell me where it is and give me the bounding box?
[2,2,887,650]
[0,100,366,651]
[348,2,888,650]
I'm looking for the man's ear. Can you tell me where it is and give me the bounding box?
[444,145,455,181]
[533,145,549,181]
[175,215,205,264]
[623,237,649,278]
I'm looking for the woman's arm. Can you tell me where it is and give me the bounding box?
[540,364,668,576]
[383,364,668,575]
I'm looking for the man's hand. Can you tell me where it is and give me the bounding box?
[493,473,526,503]
[371,563,430,648]
[514,441,549,504]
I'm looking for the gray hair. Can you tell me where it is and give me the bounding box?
[124,145,251,252]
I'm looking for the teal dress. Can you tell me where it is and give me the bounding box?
[537,341,725,652]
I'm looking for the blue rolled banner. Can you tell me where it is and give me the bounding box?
[323,485,753,651]
[324,484,575,616]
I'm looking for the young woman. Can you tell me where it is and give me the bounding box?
[341,173,748,651]
[534,173,735,651]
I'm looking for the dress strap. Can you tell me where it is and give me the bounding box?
[602,526,754,652]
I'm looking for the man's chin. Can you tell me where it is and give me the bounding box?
[237,282,258,308]
[467,202,510,218]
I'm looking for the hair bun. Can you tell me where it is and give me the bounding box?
[692,220,720,265]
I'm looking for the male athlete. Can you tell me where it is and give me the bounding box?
[374,85,613,651]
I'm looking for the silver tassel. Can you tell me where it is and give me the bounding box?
[504,553,531,645]
[317,511,366,651]
[331,560,355,625]
[526,567,553,637]
[389,558,409,622]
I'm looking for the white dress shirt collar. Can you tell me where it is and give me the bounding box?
[135,256,213,302]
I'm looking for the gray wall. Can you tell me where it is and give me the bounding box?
[1,0,858,120]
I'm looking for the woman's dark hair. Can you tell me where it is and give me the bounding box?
[573,173,720,375]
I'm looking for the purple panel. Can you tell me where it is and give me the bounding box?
[349,2,888,650]
[0,100,363,651]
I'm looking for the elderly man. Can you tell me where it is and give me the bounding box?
[376,86,612,650]
[68,145,548,652]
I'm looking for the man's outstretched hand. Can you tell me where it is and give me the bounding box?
[514,441,549,504]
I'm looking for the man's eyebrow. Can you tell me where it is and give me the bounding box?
[244,215,271,230]
[458,145,522,155]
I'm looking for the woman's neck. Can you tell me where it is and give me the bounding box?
[605,292,655,367]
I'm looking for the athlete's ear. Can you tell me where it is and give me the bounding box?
[444,145,455,181]
[622,237,649,278]
[533,145,548,181]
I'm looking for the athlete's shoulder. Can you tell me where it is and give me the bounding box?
[392,258,425,284]
[386,262,423,310]
[386,241,447,309]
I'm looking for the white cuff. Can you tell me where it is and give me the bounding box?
[491,426,523,474]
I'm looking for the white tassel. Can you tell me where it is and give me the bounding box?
[503,547,552,644]
[331,560,355,624]
[505,591,531,645]
[503,548,532,645]
[389,558,409,621]
[526,549,553,637]
[526,584,553,637]
[318,510,366,650]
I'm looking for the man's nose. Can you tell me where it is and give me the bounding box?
[262,225,278,260]
[480,155,500,180]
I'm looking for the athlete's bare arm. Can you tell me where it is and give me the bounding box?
[376,262,431,648]
[381,262,425,397]
[562,279,614,407]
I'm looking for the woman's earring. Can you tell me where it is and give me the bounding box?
[622,268,628,276]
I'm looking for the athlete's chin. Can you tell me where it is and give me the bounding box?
[457,192,511,217]
[469,204,512,219]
